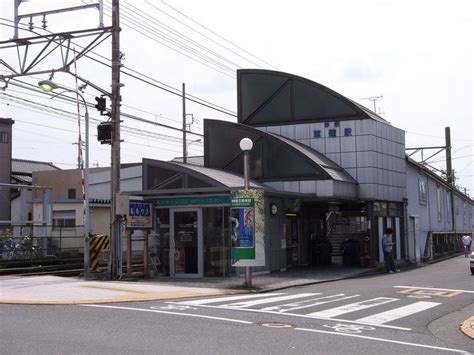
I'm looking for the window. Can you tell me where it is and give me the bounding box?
[68,189,76,199]
[446,193,451,223]
[0,131,8,144]
[418,180,427,205]
[463,201,467,225]
[436,186,442,222]
[52,210,76,228]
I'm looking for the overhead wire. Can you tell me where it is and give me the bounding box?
[0,17,237,117]
[119,1,243,70]
[139,0,265,69]
[99,2,236,79]
[0,95,203,153]
[158,0,277,69]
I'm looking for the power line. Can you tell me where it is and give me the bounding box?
[0,97,203,152]
[120,1,243,70]
[0,17,237,117]
[99,2,236,79]
[158,0,277,69]
[138,1,265,69]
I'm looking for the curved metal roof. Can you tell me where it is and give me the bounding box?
[204,119,357,184]
[168,162,265,189]
[142,158,265,191]
[267,133,357,183]
[237,69,387,126]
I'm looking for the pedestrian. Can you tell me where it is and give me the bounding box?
[461,234,472,258]
[382,227,398,273]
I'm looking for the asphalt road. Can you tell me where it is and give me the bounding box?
[2,256,473,354]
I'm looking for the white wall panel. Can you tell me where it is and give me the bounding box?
[300,180,316,194]
[281,125,295,139]
[267,126,281,135]
[341,152,357,168]
[295,124,310,139]
[310,138,325,154]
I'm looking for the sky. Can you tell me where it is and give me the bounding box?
[0,0,473,194]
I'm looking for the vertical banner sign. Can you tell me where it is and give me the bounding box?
[231,189,265,267]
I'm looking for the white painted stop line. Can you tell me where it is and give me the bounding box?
[307,297,398,318]
[356,301,441,324]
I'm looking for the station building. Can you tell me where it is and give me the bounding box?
[137,69,464,278]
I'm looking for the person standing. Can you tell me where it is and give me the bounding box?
[382,227,398,273]
[461,234,472,257]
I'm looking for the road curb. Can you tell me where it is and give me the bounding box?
[460,316,474,339]
[0,290,242,305]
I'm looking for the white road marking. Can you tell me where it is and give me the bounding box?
[174,292,285,306]
[306,297,398,318]
[262,294,360,312]
[168,302,412,331]
[356,301,441,324]
[295,327,469,354]
[394,286,474,294]
[225,293,319,308]
[81,304,253,324]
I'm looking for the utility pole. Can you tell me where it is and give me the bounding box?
[445,127,456,231]
[182,83,187,164]
[110,0,122,279]
[361,95,383,115]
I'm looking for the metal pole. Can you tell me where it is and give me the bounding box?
[99,0,104,28]
[14,0,20,39]
[182,83,187,163]
[243,151,251,287]
[84,109,90,278]
[110,0,122,279]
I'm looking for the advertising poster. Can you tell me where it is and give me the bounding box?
[231,189,265,267]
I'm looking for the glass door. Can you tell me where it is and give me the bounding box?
[170,208,203,277]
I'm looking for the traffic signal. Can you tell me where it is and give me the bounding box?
[94,96,107,114]
[97,121,112,144]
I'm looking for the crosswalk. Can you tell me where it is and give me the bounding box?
[174,292,441,327]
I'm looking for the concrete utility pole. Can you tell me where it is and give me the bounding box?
[182,83,187,164]
[110,0,122,279]
[445,127,456,231]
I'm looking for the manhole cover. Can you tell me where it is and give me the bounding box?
[262,322,293,328]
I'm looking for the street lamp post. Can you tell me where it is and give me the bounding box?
[39,79,91,279]
[239,137,253,288]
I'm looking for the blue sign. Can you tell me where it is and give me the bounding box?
[127,202,152,228]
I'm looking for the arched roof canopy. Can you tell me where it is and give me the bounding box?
[204,120,356,184]
[142,158,265,191]
[237,69,386,126]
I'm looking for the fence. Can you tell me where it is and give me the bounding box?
[0,224,85,263]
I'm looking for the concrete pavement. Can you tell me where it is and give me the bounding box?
[0,264,370,305]
[0,275,239,304]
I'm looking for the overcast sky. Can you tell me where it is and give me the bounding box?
[0,0,472,194]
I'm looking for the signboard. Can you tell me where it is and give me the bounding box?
[231,189,265,267]
[127,202,152,229]
[155,196,230,207]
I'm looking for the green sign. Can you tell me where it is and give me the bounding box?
[231,197,255,208]
[230,189,265,267]
[155,195,230,207]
